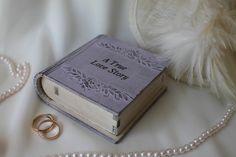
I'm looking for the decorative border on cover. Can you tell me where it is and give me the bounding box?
[97,41,166,71]
[62,65,133,102]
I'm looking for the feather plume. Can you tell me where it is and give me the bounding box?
[129,0,236,102]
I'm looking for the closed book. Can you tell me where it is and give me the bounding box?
[34,35,168,143]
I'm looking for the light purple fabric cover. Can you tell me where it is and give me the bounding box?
[47,35,167,113]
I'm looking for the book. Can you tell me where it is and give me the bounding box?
[34,35,168,143]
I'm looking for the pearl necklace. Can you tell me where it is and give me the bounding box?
[48,105,235,157]
[0,55,30,103]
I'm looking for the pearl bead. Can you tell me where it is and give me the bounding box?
[220,121,225,125]
[127,153,132,157]
[120,154,126,157]
[147,152,152,157]
[189,142,195,149]
[166,149,173,155]
[201,132,207,138]
[113,154,119,157]
[153,152,159,157]
[223,115,228,119]
[206,130,211,135]
[184,144,191,151]
[226,111,231,116]
[140,152,145,157]
[198,136,205,142]
[172,148,178,155]
[159,151,165,157]
[193,139,200,145]
[72,153,77,157]
[86,153,91,157]
[231,106,236,111]
[178,147,184,154]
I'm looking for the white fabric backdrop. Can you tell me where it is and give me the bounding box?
[0,0,235,157]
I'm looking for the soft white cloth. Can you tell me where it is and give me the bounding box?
[0,1,235,157]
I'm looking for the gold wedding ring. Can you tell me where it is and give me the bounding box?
[32,113,61,140]
[37,119,61,140]
[32,114,55,132]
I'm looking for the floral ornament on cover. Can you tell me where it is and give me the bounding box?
[129,0,236,103]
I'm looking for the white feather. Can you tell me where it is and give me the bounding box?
[129,0,236,102]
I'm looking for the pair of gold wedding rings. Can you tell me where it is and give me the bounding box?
[32,114,61,140]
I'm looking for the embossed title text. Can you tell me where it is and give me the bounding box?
[90,58,129,80]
